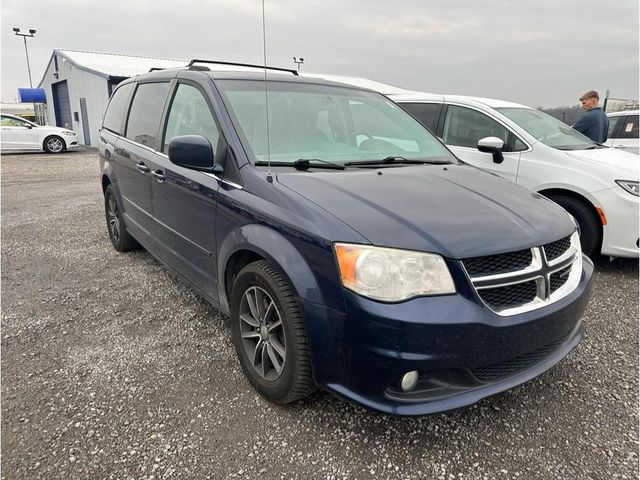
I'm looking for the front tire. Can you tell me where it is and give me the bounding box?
[230,260,315,404]
[549,195,601,257]
[43,135,65,154]
[104,184,139,252]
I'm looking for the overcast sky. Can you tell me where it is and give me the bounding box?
[1,0,638,107]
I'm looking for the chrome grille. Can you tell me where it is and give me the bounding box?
[550,266,572,294]
[462,233,581,316]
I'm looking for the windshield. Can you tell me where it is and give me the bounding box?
[216,80,456,165]
[496,107,596,150]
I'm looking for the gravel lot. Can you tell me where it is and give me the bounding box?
[1,149,638,480]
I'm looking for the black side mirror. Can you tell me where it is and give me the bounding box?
[477,136,505,164]
[23,124,33,129]
[168,135,217,173]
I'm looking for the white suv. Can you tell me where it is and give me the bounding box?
[303,74,639,258]
[604,110,639,155]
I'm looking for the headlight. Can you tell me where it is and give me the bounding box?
[615,180,639,196]
[61,131,76,136]
[334,243,455,302]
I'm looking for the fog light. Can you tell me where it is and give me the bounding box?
[400,371,419,392]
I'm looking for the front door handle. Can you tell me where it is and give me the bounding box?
[136,162,150,173]
[151,170,166,183]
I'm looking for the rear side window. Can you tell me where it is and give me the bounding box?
[163,84,220,153]
[619,115,639,139]
[102,83,134,135]
[126,82,170,148]
[443,105,526,153]
[399,102,442,133]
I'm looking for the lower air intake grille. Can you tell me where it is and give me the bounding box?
[471,334,568,382]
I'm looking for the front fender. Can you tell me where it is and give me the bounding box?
[217,223,326,312]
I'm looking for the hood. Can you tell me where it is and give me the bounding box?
[565,147,638,180]
[276,164,575,259]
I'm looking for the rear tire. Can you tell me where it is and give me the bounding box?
[230,260,316,404]
[43,135,65,154]
[104,184,139,252]
[549,195,600,257]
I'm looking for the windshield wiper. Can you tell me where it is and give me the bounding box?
[345,156,450,166]
[293,158,345,170]
[255,159,345,170]
[555,145,598,151]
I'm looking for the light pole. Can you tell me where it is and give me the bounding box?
[293,57,304,72]
[13,27,36,87]
[13,27,37,122]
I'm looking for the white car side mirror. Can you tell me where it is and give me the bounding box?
[477,136,505,164]
[477,136,504,150]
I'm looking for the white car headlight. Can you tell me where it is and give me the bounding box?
[615,180,639,196]
[61,131,77,136]
[334,243,455,302]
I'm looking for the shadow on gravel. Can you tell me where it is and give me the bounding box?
[592,255,639,274]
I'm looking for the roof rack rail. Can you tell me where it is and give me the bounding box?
[187,59,298,76]
[148,67,166,72]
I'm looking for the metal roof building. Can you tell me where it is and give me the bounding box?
[37,49,187,147]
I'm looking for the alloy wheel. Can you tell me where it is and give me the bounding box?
[239,286,287,381]
[46,137,64,153]
[107,195,121,242]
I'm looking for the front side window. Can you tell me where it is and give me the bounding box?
[125,82,170,148]
[1,115,33,127]
[215,80,455,164]
[103,82,134,135]
[443,105,525,152]
[163,84,220,153]
[497,107,596,150]
[399,102,442,133]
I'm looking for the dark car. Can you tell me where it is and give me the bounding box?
[99,60,593,415]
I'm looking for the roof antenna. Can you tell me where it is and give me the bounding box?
[262,0,273,183]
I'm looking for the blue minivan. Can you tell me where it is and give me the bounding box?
[99,60,593,415]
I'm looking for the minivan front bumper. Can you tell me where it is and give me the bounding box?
[300,256,593,415]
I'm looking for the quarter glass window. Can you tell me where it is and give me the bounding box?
[399,103,442,133]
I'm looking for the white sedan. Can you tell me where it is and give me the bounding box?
[0,113,79,153]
